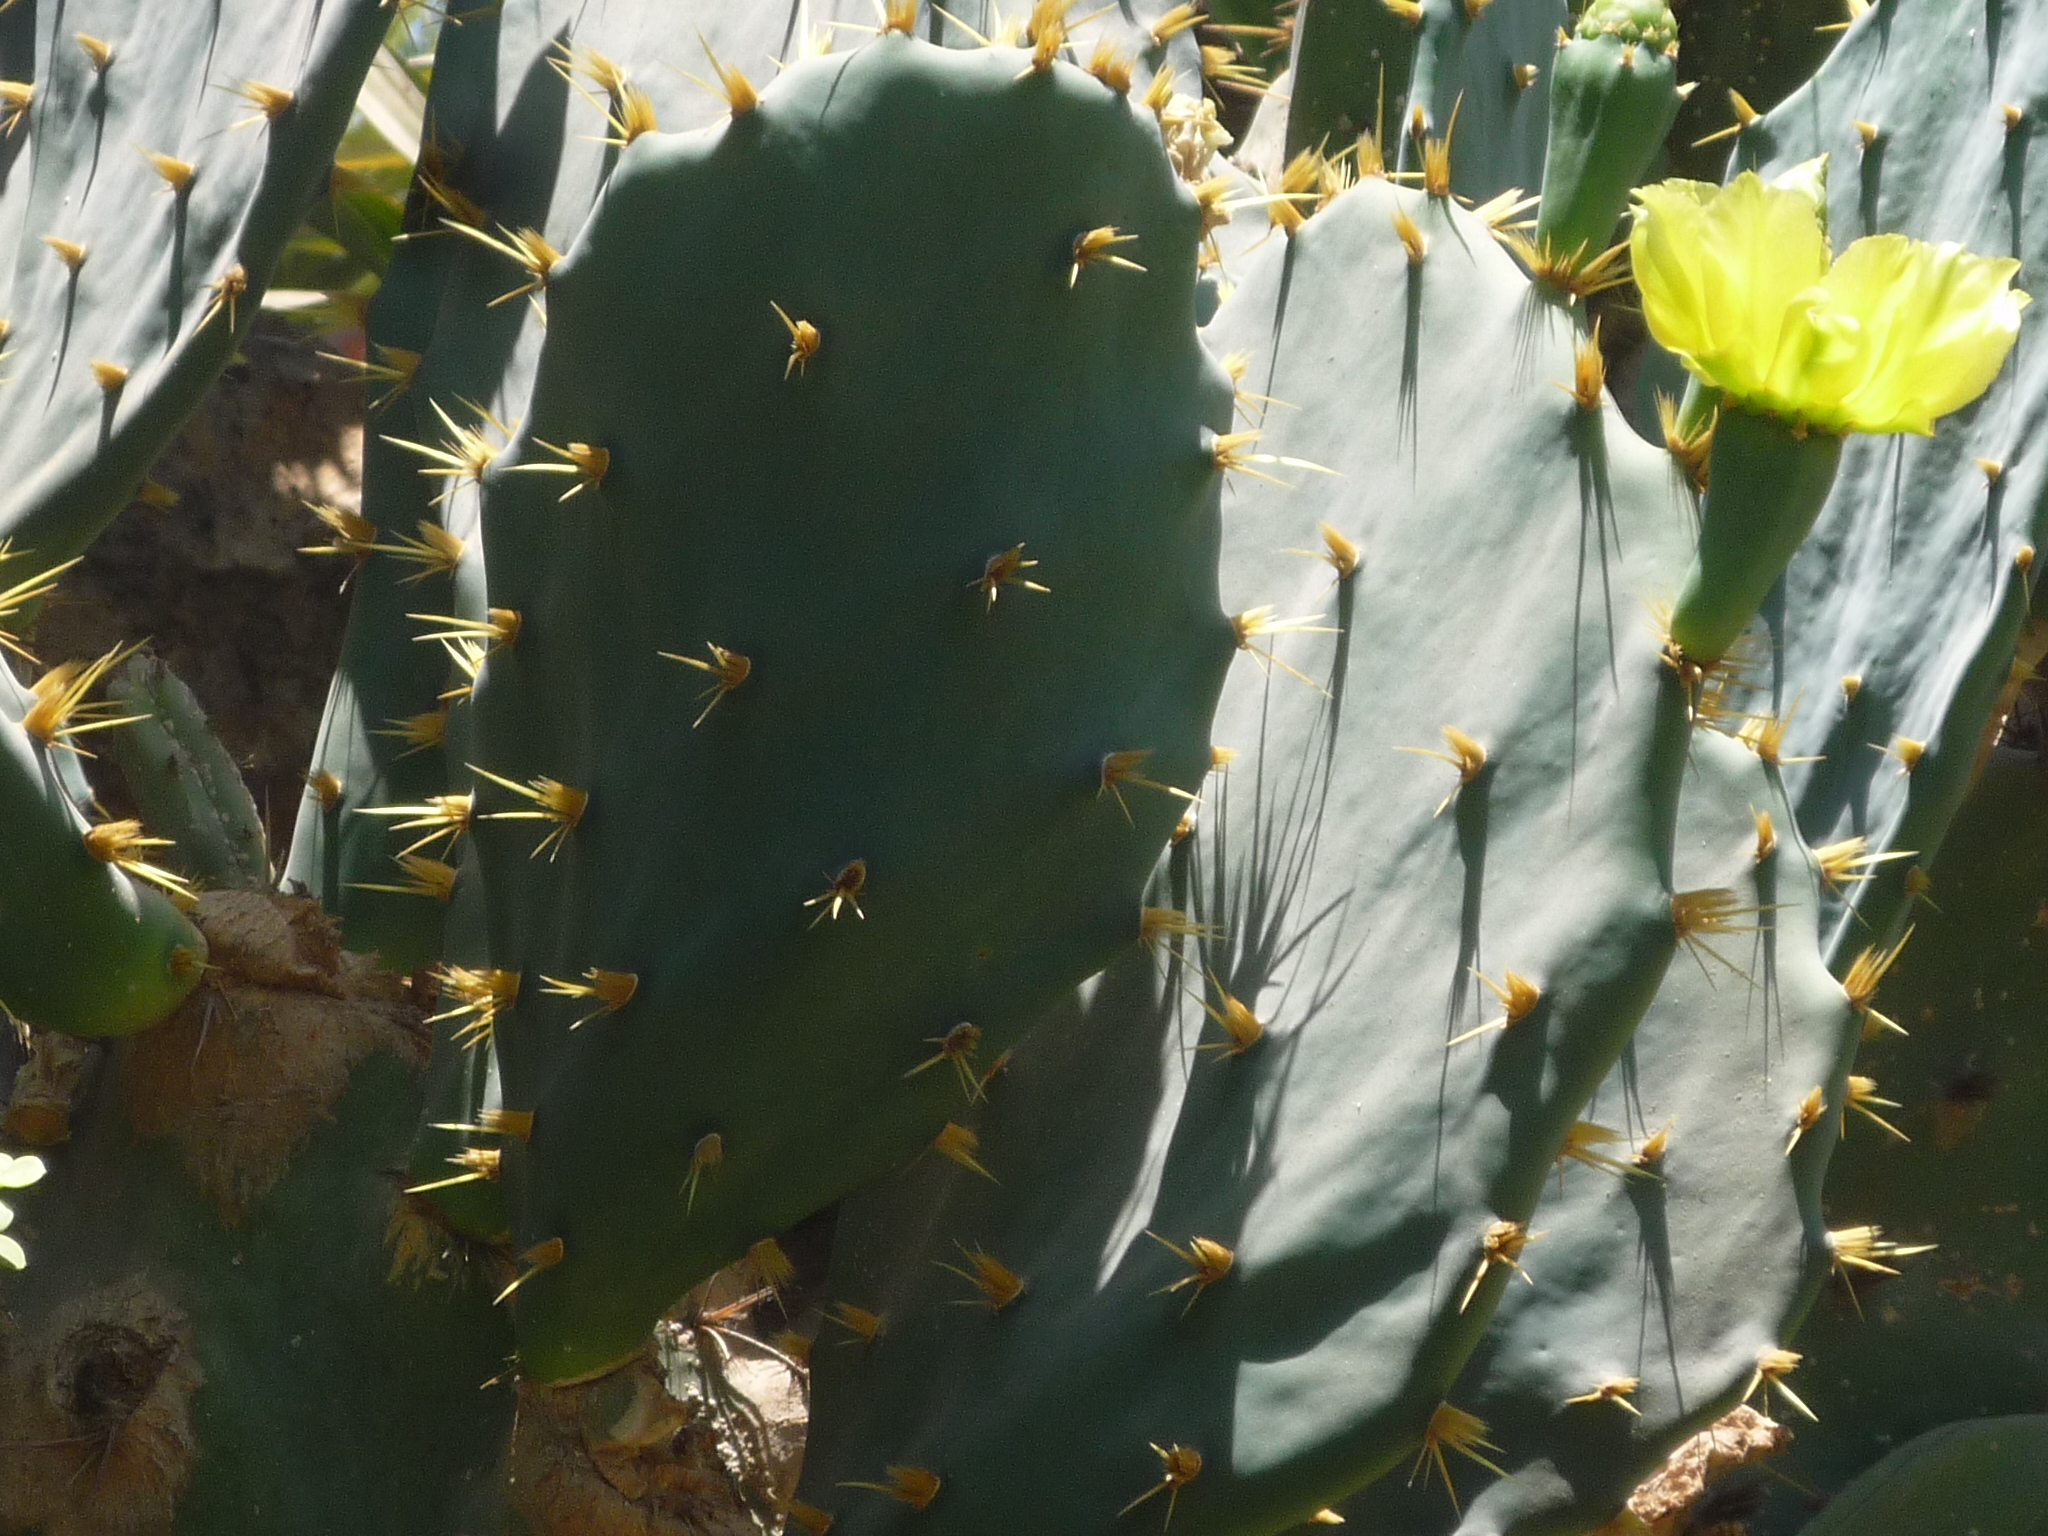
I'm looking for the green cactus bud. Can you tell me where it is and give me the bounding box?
[1530,1,1681,287]
[1576,0,1678,51]
[0,697,206,1039]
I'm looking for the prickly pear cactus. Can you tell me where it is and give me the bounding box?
[290,0,881,971]
[1743,0,2048,959]
[801,166,1715,1533]
[293,0,1210,970]
[0,0,390,564]
[802,0,2045,1515]
[1749,747,2048,1534]
[1312,7,2048,1527]
[1287,0,1565,203]
[0,893,512,1536]
[449,30,1235,1384]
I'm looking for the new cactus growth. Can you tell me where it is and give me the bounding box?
[1530,0,1681,287]
[105,653,271,890]
[1635,168,2026,664]
[0,697,206,1038]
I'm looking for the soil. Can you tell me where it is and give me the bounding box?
[32,318,360,855]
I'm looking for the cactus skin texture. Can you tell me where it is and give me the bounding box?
[460,34,1233,1384]
[1532,0,1681,275]
[0,897,513,1536]
[0,0,389,566]
[293,0,1205,968]
[1331,726,1853,1535]
[1670,405,1844,665]
[1743,0,2048,962]
[1789,1416,2048,1536]
[379,0,1218,1264]
[800,173,1711,1533]
[1747,749,2048,1534]
[0,700,205,1039]
[107,653,271,890]
[288,2,877,974]
[1288,0,1563,203]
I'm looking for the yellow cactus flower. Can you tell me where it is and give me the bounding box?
[1631,168,2027,436]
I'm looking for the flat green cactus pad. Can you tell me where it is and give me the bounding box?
[456,33,1236,1383]
[801,172,1707,1534]
[0,0,388,564]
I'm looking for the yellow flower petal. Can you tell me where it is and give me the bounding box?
[1768,155,1831,218]
[1633,173,1831,405]
[1807,235,2028,434]
[1632,169,2028,435]
[1630,180,1722,369]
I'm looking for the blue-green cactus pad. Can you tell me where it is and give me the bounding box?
[465,34,1236,1382]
